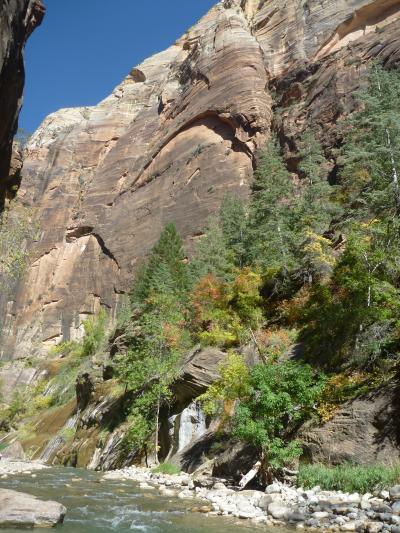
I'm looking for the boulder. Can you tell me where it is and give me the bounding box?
[0,489,66,528]
[213,441,259,482]
[268,500,291,519]
[2,440,26,461]
[390,487,400,501]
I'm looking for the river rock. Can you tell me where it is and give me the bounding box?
[2,441,26,461]
[366,522,384,533]
[0,488,66,528]
[392,502,400,515]
[266,482,283,494]
[390,488,400,501]
[268,500,290,519]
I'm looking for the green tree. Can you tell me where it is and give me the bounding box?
[339,63,400,217]
[117,223,192,463]
[219,193,247,267]
[233,361,325,469]
[189,216,237,282]
[294,131,339,284]
[132,223,189,305]
[246,137,296,277]
[301,220,400,369]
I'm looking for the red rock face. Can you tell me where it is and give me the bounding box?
[2,0,400,360]
[0,0,45,203]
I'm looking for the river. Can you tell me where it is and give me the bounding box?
[0,466,287,532]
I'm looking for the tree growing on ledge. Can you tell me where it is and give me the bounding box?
[117,223,191,464]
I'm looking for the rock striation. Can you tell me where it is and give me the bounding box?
[1,0,400,467]
[0,0,44,203]
[3,0,400,361]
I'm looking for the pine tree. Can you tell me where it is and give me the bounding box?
[246,137,296,276]
[189,216,237,282]
[339,63,400,217]
[295,130,338,283]
[219,193,247,267]
[118,223,192,463]
[132,222,189,305]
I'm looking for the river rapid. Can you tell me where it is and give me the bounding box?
[0,466,288,532]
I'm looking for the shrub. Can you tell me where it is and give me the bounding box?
[152,462,181,475]
[233,361,326,468]
[298,463,400,493]
[199,352,250,418]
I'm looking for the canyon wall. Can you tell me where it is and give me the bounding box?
[2,0,400,363]
[0,0,44,203]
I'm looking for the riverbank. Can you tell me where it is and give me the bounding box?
[104,466,400,531]
[0,466,269,532]
[0,458,47,476]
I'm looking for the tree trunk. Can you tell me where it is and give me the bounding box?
[385,127,400,213]
[154,394,160,466]
[239,460,262,490]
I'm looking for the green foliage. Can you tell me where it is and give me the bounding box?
[0,202,39,309]
[219,193,247,268]
[81,309,107,358]
[233,361,326,467]
[190,268,263,348]
[339,63,400,217]
[245,133,337,290]
[132,223,189,305]
[199,352,250,417]
[52,309,107,361]
[190,216,237,282]
[301,220,400,369]
[298,463,400,493]
[0,389,27,431]
[246,138,296,275]
[117,224,193,455]
[152,462,181,475]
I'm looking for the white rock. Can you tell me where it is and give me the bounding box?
[313,511,331,519]
[266,483,282,494]
[178,490,193,499]
[340,521,357,531]
[268,500,290,519]
[139,482,154,490]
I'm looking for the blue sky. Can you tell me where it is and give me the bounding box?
[20,0,216,133]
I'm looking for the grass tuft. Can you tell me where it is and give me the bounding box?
[298,463,400,493]
[152,462,181,475]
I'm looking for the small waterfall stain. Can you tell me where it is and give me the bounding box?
[177,401,206,452]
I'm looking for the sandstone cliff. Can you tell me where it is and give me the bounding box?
[3,0,400,363]
[0,0,44,204]
[1,0,400,469]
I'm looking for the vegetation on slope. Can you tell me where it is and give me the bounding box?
[109,63,400,472]
[3,63,400,480]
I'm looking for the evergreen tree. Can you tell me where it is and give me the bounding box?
[295,131,339,283]
[132,223,189,305]
[301,220,400,369]
[189,216,237,282]
[219,193,247,267]
[118,223,192,463]
[246,137,296,276]
[339,63,400,217]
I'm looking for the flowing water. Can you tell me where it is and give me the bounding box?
[0,467,289,532]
